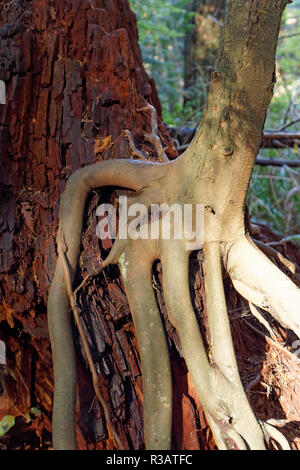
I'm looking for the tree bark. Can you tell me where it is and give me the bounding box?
[0,0,300,451]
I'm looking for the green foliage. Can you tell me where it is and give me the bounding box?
[30,407,42,418]
[249,1,300,240]
[0,415,15,437]
[248,157,300,238]
[130,0,193,126]
[265,1,300,131]
[0,408,41,438]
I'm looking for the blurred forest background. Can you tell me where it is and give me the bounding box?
[130,0,300,241]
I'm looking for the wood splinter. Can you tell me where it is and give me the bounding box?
[58,233,124,450]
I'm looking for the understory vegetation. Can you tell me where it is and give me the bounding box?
[130,0,300,240]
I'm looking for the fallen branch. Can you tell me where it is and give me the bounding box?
[255,158,300,168]
[172,127,300,166]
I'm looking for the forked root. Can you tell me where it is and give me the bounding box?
[161,240,266,450]
[138,104,169,163]
[260,421,291,450]
[47,159,167,449]
[202,242,266,450]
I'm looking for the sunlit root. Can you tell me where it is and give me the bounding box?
[254,239,296,275]
[119,242,172,450]
[203,242,240,382]
[248,302,277,340]
[259,421,291,450]
[161,240,265,450]
[223,235,300,339]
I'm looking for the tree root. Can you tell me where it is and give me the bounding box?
[48,160,300,450]
[248,302,278,341]
[119,242,172,450]
[259,421,290,450]
[47,158,167,449]
[224,235,300,338]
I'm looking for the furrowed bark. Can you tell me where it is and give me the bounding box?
[0,0,182,450]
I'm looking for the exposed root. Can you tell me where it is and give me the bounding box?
[260,421,291,450]
[47,158,167,449]
[248,302,278,340]
[254,239,296,275]
[203,242,240,382]
[119,243,172,450]
[223,235,300,338]
[161,240,266,450]
[123,103,169,163]
[47,1,299,451]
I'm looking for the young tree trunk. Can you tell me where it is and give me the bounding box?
[1,0,300,451]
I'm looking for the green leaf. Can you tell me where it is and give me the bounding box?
[30,407,41,417]
[0,415,16,437]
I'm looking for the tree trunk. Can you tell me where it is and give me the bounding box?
[0,0,300,451]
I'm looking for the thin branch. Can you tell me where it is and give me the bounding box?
[138,104,169,162]
[74,266,106,297]
[255,158,300,168]
[123,130,148,161]
[278,32,300,41]
[172,127,300,151]
[58,234,124,450]
[278,118,300,132]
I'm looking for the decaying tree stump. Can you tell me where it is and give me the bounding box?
[0,0,299,450]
